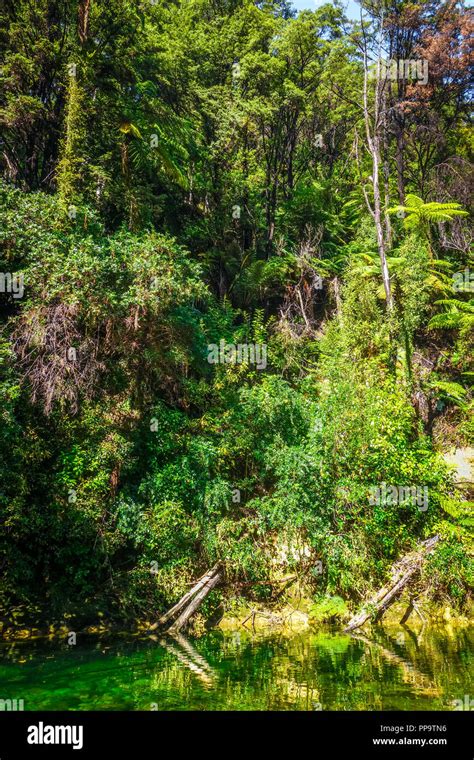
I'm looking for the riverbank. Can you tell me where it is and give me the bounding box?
[1,591,471,642]
[219,599,472,633]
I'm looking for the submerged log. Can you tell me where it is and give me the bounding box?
[151,562,223,633]
[344,535,439,632]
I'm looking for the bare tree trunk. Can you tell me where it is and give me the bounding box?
[360,11,393,311]
[372,134,392,309]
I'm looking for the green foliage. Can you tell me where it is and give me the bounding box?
[309,596,348,624]
[389,195,468,234]
[0,0,471,627]
[423,541,473,606]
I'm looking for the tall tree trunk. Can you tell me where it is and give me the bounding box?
[372,137,392,309]
[361,15,393,311]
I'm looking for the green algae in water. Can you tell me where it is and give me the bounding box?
[0,626,472,711]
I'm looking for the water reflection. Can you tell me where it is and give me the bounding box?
[159,633,216,687]
[0,625,471,711]
[349,630,440,698]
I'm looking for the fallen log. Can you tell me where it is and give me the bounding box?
[167,567,222,633]
[151,562,223,633]
[155,563,222,629]
[344,535,439,632]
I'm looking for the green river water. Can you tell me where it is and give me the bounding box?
[0,625,471,711]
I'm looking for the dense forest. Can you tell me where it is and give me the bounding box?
[0,0,472,633]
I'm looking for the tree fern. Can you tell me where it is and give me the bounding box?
[389,195,468,255]
[389,194,468,229]
[429,298,474,331]
[429,379,468,408]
